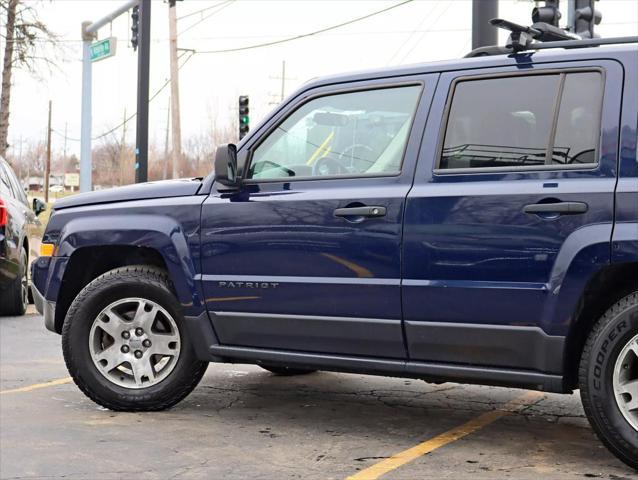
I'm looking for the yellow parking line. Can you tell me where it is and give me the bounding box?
[346,391,544,480]
[0,377,73,395]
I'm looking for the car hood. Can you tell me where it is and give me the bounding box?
[53,178,203,210]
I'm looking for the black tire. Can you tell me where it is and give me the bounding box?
[62,265,208,411]
[579,291,638,470]
[0,248,28,316]
[260,365,317,376]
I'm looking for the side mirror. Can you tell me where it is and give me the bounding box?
[214,143,239,188]
[32,198,46,216]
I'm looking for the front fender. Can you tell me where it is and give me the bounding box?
[45,197,205,316]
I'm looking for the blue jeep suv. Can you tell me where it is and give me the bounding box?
[32,39,638,468]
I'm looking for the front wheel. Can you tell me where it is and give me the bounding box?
[579,291,638,470]
[62,266,208,411]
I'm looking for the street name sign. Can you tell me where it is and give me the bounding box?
[90,37,117,62]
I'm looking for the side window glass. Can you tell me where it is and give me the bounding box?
[0,163,14,198]
[248,85,422,180]
[440,71,603,171]
[553,72,603,165]
[7,166,26,204]
[441,75,559,169]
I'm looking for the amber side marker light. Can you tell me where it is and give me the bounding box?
[39,243,55,257]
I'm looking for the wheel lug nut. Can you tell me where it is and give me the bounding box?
[135,328,144,336]
[134,350,143,359]
[121,345,130,353]
[142,339,152,348]
[122,331,130,339]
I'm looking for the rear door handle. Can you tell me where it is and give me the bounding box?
[334,206,386,218]
[523,201,588,215]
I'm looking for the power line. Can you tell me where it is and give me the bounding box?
[386,3,434,65]
[52,51,196,143]
[194,0,415,54]
[396,2,452,64]
[176,0,232,22]
[178,0,236,36]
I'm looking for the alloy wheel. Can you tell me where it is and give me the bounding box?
[88,297,181,389]
[613,333,638,432]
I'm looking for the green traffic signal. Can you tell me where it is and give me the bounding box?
[240,115,249,125]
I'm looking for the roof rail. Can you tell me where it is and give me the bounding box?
[465,35,638,58]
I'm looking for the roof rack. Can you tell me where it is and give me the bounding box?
[466,36,638,58]
[465,18,638,58]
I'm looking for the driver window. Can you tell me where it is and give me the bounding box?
[248,85,422,180]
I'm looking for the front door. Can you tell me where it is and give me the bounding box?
[200,76,436,358]
[402,60,622,373]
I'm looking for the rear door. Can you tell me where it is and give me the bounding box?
[402,60,622,373]
[200,75,437,358]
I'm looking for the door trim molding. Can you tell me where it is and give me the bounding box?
[404,320,565,374]
[196,274,400,286]
[210,311,406,359]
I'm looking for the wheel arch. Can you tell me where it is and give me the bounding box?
[52,245,173,333]
[563,261,638,390]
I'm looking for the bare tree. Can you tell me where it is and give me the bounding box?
[92,137,123,187]
[0,0,58,157]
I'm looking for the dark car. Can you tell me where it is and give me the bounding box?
[32,37,638,468]
[0,158,44,315]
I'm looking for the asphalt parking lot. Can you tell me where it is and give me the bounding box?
[1,312,637,480]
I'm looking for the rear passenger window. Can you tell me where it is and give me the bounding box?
[439,71,603,171]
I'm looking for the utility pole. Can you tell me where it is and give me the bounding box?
[168,0,182,179]
[472,0,499,49]
[62,122,68,186]
[63,122,68,162]
[44,100,51,203]
[268,61,295,106]
[164,96,170,180]
[80,20,95,193]
[18,134,25,186]
[80,0,139,192]
[119,109,127,186]
[135,0,151,184]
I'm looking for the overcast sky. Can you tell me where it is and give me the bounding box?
[6,0,638,158]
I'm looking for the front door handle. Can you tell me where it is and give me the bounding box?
[523,201,588,215]
[334,206,387,218]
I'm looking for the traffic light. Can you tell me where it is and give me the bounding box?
[131,5,139,51]
[239,95,250,140]
[532,0,561,27]
[574,0,602,39]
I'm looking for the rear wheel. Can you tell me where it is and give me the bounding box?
[62,266,208,411]
[0,248,28,316]
[579,291,638,470]
[261,365,317,376]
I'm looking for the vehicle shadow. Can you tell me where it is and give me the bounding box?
[167,366,630,477]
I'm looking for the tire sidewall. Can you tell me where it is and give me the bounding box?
[63,271,201,408]
[583,300,638,466]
